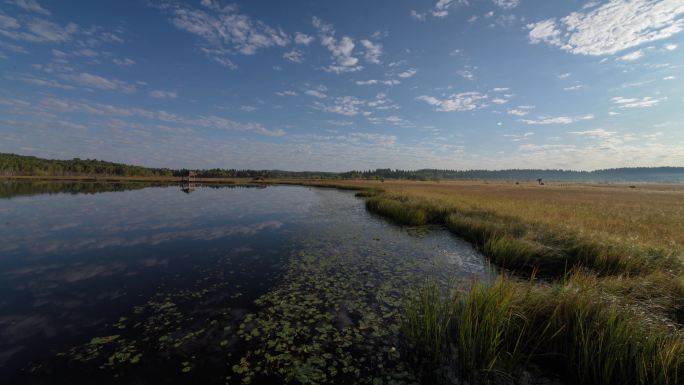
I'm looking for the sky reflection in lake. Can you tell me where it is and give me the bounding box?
[0,182,490,384]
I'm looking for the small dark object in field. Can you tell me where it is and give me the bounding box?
[629,185,636,188]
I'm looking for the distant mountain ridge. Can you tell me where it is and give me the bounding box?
[1,153,683,182]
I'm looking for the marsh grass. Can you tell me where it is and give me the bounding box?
[403,275,684,385]
[364,193,682,277]
[314,180,684,384]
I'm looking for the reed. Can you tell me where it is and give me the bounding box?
[402,275,684,385]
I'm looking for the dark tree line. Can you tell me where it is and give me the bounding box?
[0,153,173,177]
[2,153,683,182]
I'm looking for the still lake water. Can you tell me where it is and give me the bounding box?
[0,182,491,384]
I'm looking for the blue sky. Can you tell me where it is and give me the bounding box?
[1,0,683,171]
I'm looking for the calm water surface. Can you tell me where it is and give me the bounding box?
[0,182,491,384]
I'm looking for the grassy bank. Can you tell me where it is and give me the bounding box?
[403,275,683,385]
[335,180,684,384]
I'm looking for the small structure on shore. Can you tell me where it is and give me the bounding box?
[181,170,196,183]
[181,170,197,193]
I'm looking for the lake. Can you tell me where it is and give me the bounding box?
[0,181,491,384]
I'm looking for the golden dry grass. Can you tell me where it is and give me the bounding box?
[296,180,684,256]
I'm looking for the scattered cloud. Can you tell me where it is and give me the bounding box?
[360,39,382,64]
[417,92,488,112]
[612,96,666,108]
[314,95,365,116]
[313,17,363,73]
[410,10,426,21]
[305,88,328,99]
[275,90,297,97]
[355,79,400,86]
[9,0,51,15]
[294,32,314,45]
[564,85,583,91]
[507,109,529,116]
[432,0,468,18]
[160,1,289,68]
[557,72,571,79]
[65,72,136,93]
[0,16,78,43]
[240,105,257,112]
[492,0,520,10]
[148,90,178,99]
[398,69,417,78]
[568,128,616,138]
[664,43,677,51]
[283,49,304,63]
[527,0,684,55]
[113,57,135,66]
[619,50,643,61]
[20,76,74,90]
[521,114,594,125]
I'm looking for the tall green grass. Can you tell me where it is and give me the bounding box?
[402,275,683,385]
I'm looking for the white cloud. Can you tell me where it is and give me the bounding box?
[275,90,297,97]
[0,17,78,43]
[410,10,426,21]
[521,114,594,125]
[283,49,304,63]
[312,17,363,73]
[113,57,135,66]
[612,96,665,108]
[457,69,474,80]
[492,0,520,10]
[240,105,257,112]
[33,96,285,137]
[432,0,468,18]
[492,87,509,92]
[148,90,178,99]
[491,98,508,104]
[294,32,314,45]
[507,109,529,116]
[564,85,583,91]
[9,0,51,15]
[568,128,616,138]
[527,0,684,56]
[557,72,571,79]
[162,2,289,68]
[305,89,327,99]
[360,39,382,64]
[619,50,643,61]
[66,72,136,93]
[417,92,488,112]
[397,69,417,78]
[314,96,365,116]
[20,76,74,90]
[355,79,400,86]
[663,75,676,80]
[664,43,678,51]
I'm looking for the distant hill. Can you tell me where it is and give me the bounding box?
[339,168,684,183]
[1,153,683,182]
